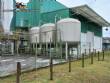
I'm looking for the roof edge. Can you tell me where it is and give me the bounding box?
[71,4,110,27]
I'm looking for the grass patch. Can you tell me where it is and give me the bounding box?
[0,51,110,83]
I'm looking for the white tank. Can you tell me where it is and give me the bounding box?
[40,23,56,43]
[29,27,40,43]
[1,0,14,33]
[57,18,81,42]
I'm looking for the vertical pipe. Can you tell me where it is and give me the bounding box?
[60,34,62,59]
[78,43,81,60]
[55,15,58,58]
[17,40,19,56]
[55,42,58,58]
[50,39,52,58]
[45,32,46,56]
[46,42,48,56]
[59,29,62,59]
[35,37,37,68]
[11,42,14,55]
[65,42,68,60]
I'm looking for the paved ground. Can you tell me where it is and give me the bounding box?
[0,55,66,77]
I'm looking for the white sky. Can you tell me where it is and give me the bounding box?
[16,0,110,37]
[16,0,29,3]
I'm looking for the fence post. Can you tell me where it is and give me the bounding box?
[85,49,86,55]
[16,62,21,83]
[49,39,53,80]
[93,48,96,57]
[82,53,85,68]
[102,50,105,61]
[69,55,71,72]
[89,48,91,58]
[95,49,96,56]
[98,51,100,61]
[50,57,53,80]
[91,52,93,64]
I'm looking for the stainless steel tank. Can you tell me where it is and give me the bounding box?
[57,18,81,42]
[40,23,56,43]
[29,27,40,43]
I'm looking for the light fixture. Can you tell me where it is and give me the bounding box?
[105,28,108,31]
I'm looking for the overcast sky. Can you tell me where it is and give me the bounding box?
[16,0,110,37]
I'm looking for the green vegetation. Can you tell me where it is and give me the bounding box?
[0,51,110,83]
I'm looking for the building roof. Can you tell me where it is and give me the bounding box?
[14,1,110,29]
[71,5,110,27]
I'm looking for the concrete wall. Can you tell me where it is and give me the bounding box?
[81,32,102,54]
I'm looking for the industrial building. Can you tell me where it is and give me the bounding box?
[0,0,110,59]
[103,37,110,50]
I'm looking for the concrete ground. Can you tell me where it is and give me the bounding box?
[0,55,66,77]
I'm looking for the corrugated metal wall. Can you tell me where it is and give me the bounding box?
[69,10,102,53]
[69,10,102,37]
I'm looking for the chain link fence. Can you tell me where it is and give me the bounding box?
[0,30,103,80]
